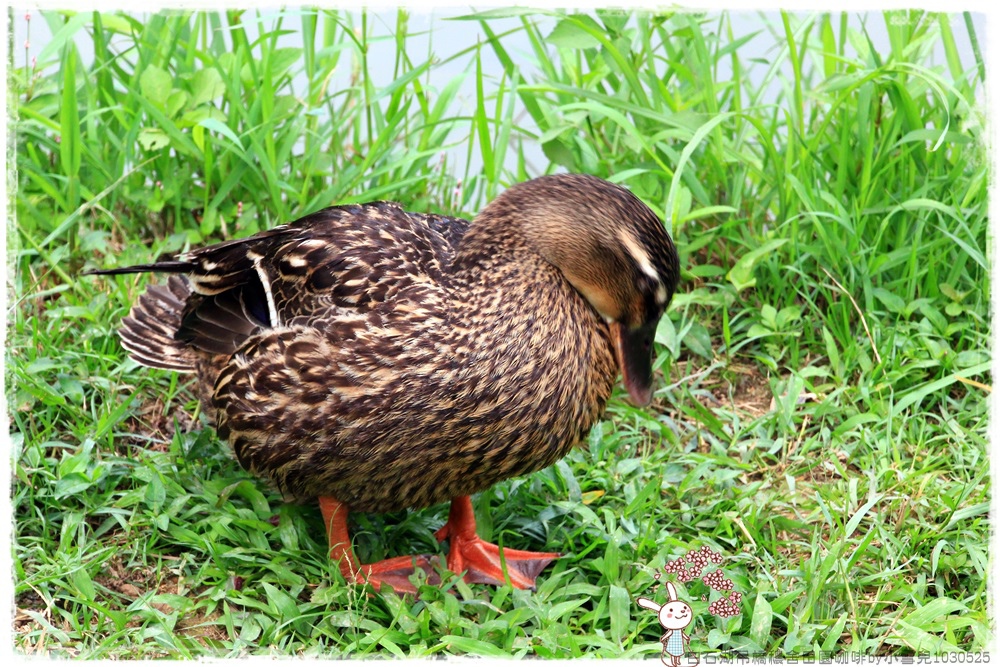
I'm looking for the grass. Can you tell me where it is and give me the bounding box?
[10,7,989,658]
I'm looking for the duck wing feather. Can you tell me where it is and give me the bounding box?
[92,202,471,361]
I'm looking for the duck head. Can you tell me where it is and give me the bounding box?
[483,173,680,406]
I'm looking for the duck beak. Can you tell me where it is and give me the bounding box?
[610,321,656,406]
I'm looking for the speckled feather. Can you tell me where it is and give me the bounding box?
[96,175,678,514]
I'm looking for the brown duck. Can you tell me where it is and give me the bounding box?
[91,174,679,594]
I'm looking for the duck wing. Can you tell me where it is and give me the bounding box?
[91,202,470,360]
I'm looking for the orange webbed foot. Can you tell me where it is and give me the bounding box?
[350,554,441,594]
[320,496,439,595]
[434,496,560,589]
[320,494,559,594]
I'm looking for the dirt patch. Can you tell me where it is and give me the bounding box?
[94,555,173,610]
[120,393,197,453]
[89,555,230,647]
[176,612,228,644]
[794,449,861,483]
[670,360,774,419]
[98,555,227,640]
[677,363,866,498]
[730,368,774,417]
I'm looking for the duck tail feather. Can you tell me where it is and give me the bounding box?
[84,260,196,276]
[118,275,197,372]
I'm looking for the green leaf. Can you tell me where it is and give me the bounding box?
[844,494,882,537]
[473,47,494,179]
[655,316,679,358]
[666,112,734,229]
[625,477,661,516]
[442,635,514,657]
[822,326,841,375]
[609,584,630,645]
[144,474,166,511]
[189,68,226,107]
[681,205,737,224]
[954,350,989,369]
[96,13,134,35]
[54,472,95,499]
[872,287,905,313]
[261,582,299,620]
[683,320,714,360]
[198,118,245,153]
[449,7,543,20]
[891,620,961,653]
[749,591,773,647]
[56,375,85,403]
[36,12,90,63]
[140,65,173,109]
[892,361,990,416]
[944,502,989,531]
[939,283,970,302]
[822,613,849,651]
[238,615,262,642]
[760,303,777,329]
[597,9,629,34]
[547,16,602,50]
[930,540,949,578]
[71,567,96,601]
[707,628,731,648]
[917,302,948,334]
[542,138,577,169]
[200,206,220,237]
[670,186,692,224]
[138,128,170,151]
[59,46,82,183]
[269,47,303,78]
[602,538,620,582]
[179,105,227,128]
[727,239,789,291]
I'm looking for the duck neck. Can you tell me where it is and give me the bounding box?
[452,215,534,275]
[453,202,632,327]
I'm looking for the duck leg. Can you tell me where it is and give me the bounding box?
[434,495,560,589]
[319,495,439,594]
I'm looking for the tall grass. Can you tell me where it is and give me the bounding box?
[11,8,988,658]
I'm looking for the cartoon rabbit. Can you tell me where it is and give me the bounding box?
[638,581,697,667]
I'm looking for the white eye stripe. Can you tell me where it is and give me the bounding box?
[656,284,668,305]
[617,230,659,281]
[619,229,667,304]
